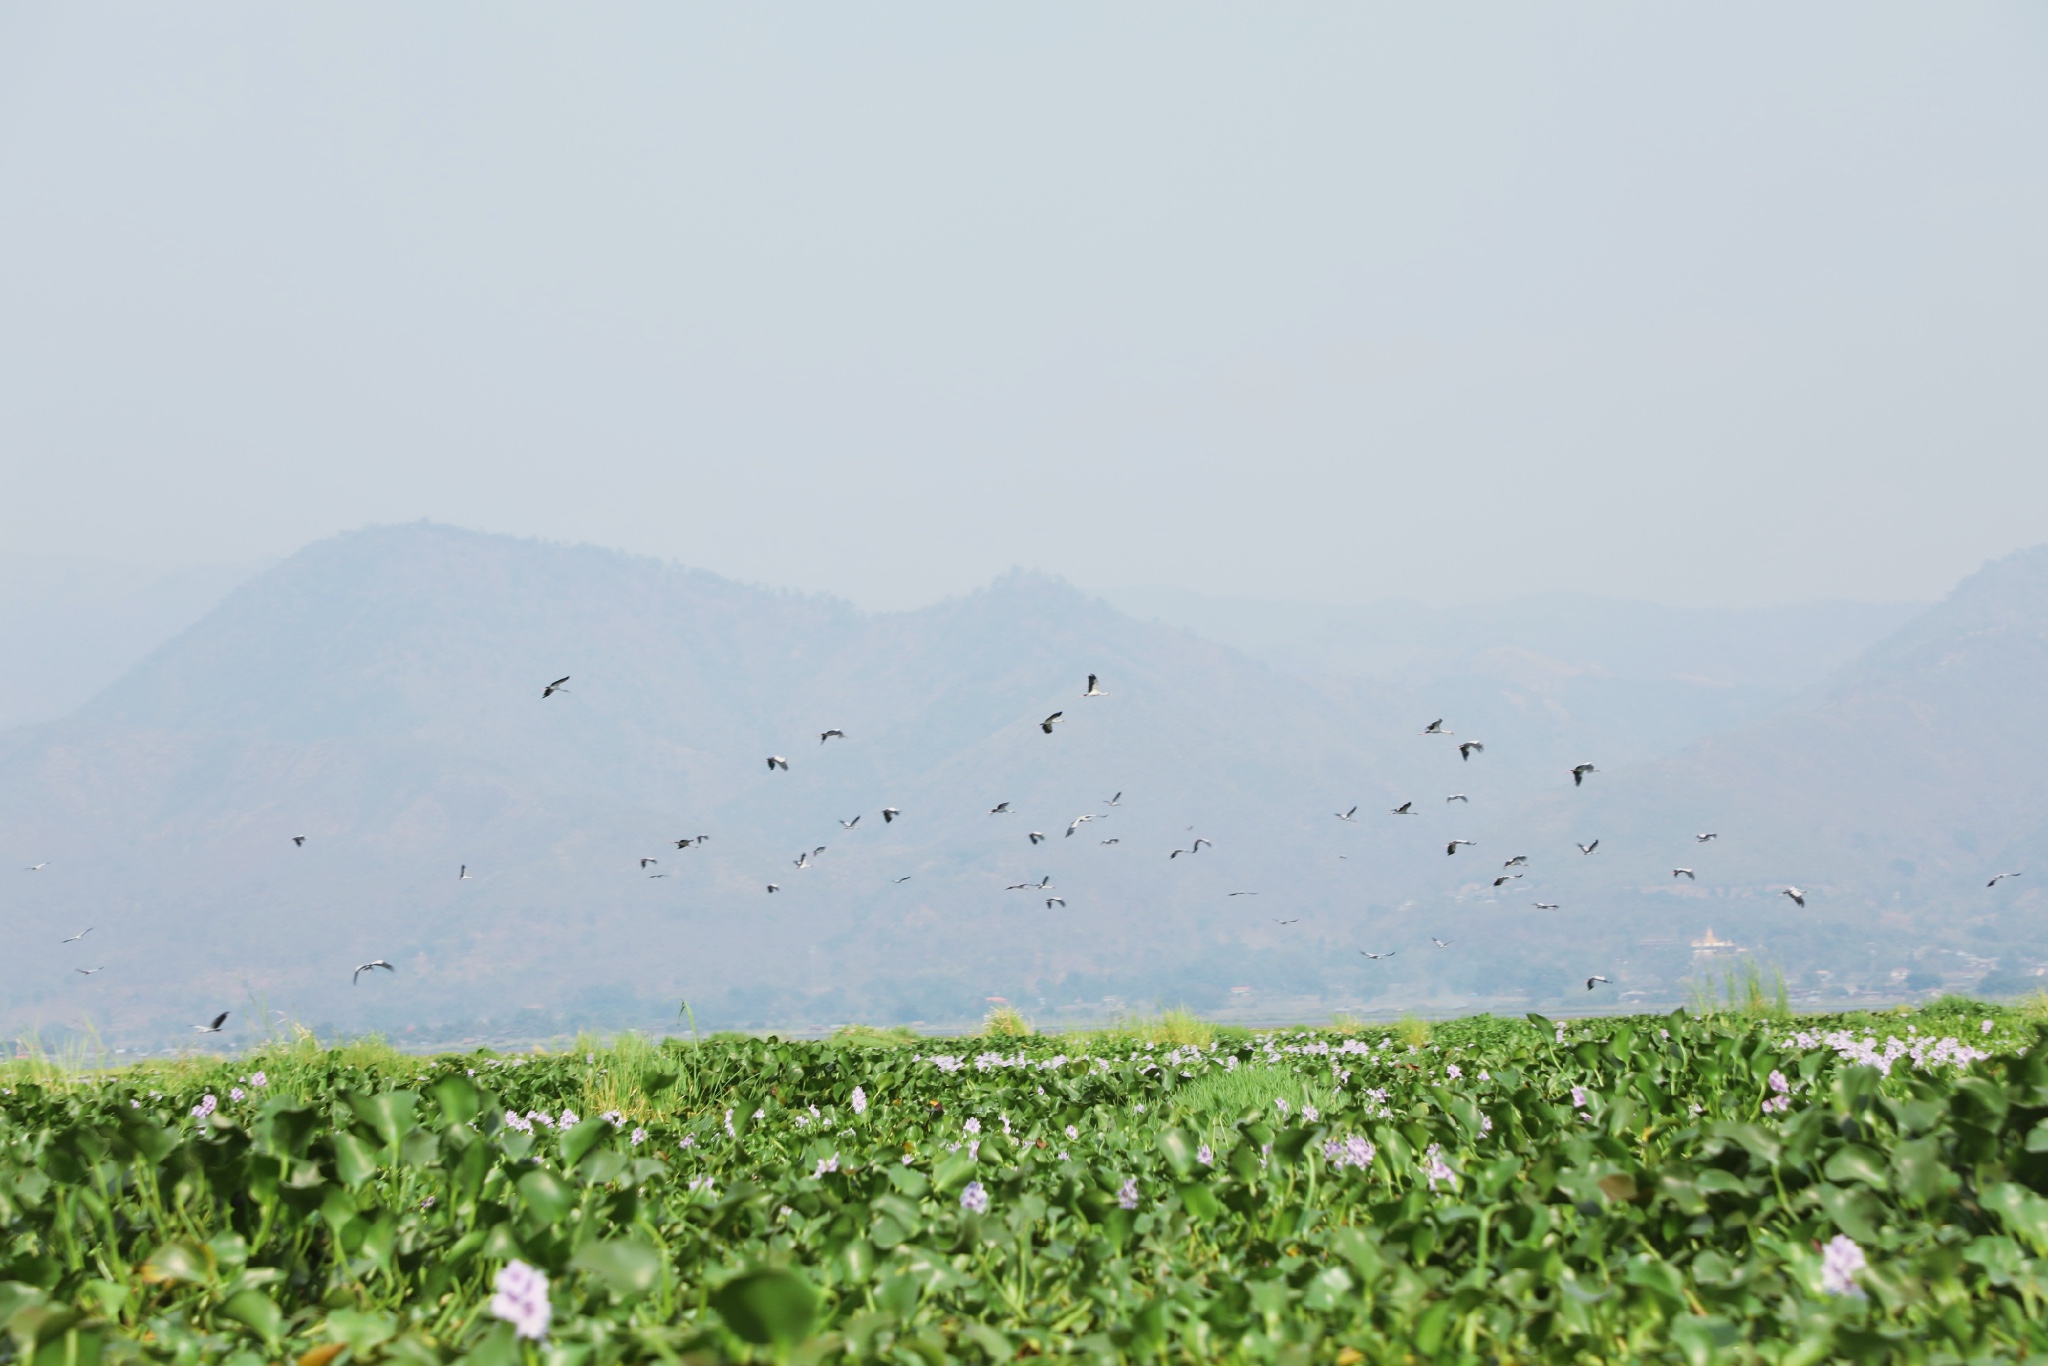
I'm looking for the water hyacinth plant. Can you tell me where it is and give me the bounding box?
[0,1002,2044,1361]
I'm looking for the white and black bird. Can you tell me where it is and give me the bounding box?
[1029,831,1047,845]
[1988,872,2023,888]
[819,729,846,744]
[193,1011,229,1033]
[989,802,1012,815]
[1577,840,1600,855]
[460,864,470,879]
[1570,764,1598,787]
[1585,976,1611,991]
[1431,937,1452,949]
[1336,806,1359,822]
[1229,891,1259,897]
[292,836,306,847]
[640,857,658,869]
[1008,875,1054,891]
[1045,897,1066,909]
[1422,719,1450,735]
[1083,675,1107,697]
[882,808,901,824]
[1359,950,1397,960]
[1100,838,1120,845]
[1446,839,1475,856]
[352,960,395,985]
[1066,815,1095,837]
[1695,833,1719,843]
[1446,794,1469,804]
[1103,792,1123,807]
[1492,874,1523,887]
[1273,917,1300,925]
[1458,742,1484,761]
[840,815,861,830]
[1192,838,1213,853]
[75,965,104,976]
[1391,801,1416,816]
[60,927,92,944]
[542,676,570,698]
[1040,712,1064,734]
[1535,902,1560,910]
[1504,855,1529,868]
[893,876,913,883]
[1169,848,1188,859]
[24,863,47,872]
[793,852,813,869]
[766,883,780,893]
[1782,886,1807,907]
[1672,868,1695,880]
[766,756,789,772]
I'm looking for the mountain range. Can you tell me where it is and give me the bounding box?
[1,524,2038,1049]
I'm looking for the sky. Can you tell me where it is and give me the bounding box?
[1,4,2043,612]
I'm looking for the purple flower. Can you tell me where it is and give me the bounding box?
[964,1117,981,1135]
[1197,1144,1214,1166]
[813,1154,839,1178]
[851,1086,868,1115]
[1819,1234,1867,1297]
[1445,1063,1462,1080]
[1322,1135,1377,1171]
[191,1094,217,1121]
[601,1110,625,1128]
[1117,1178,1140,1210]
[1065,1124,1079,1140]
[228,1087,246,1102]
[1982,1020,1994,1036]
[631,1128,648,1146]
[248,1071,267,1088]
[1274,1098,1291,1117]
[502,1110,533,1134]
[1570,1086,1588,1109]
[1422,1144,1457,1191]
[960,1181,990,1214]
[490,1260,552,1340]
[1768,1070,1789,1095]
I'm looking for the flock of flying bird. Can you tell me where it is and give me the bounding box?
[35,668,2031,1031]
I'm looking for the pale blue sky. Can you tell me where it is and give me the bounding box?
[1,4,2043,610]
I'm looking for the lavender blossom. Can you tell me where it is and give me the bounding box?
[1422,1143,1457,1191]
[1819,1234,1867,1297]
[813,1154,840,1178]
[490,1260,553,1340]
[503,1110,533,1134]
[1571,1086,1588,1109]
[1117,1178,1140,1210]
[1322,1135,1377,1171]
[1445,1063,1462,1080]
[248,1071,267,1088]
[631,1128,648,1146]
[963,1117,981,1135]
[229,1087,246,1102]
[851,1086,868,1115]
[1065,1124,1079,1140]
[191,1094,217,1121]
[960,1181,990,1214]
[1197,1144,1214,1166]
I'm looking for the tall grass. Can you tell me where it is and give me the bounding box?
[1687,959,1791,1021]
[980,1005,1034,1038]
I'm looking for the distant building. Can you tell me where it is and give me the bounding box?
[1690,927,1740,960]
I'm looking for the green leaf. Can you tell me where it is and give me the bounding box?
[1890,1136,1951,1205]
[431,1076,481,1128]
[570,1238,663,1301]
[710,1267,820,1348]
[559,1116,610,1171]
[1981,1182,2048,1255]
[516,1169,575,1224]
[331,1132,379,1189]
[139,1241,209,1286]
[220,1290,281,1342]
[349,1090,419,1150]
[1176,1182,1222,1222]
[1158,1128,1197,1178]
[1822,1144,1888,1188]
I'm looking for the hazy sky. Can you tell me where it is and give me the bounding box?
[1,4,2043,611]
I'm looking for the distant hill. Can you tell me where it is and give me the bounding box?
[1,525,2037,1048]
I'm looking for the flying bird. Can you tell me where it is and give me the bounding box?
[352,960,395,985]
[1431,937,1452,949]
[1007,876,1054,891]
[1192,838,1212,852]
[1458,742,1484,761]
[1695,833,1719,843]
[1100,838,1120,845]
[1673,868,1695,880]
[882,808,900,823]
[1391,802,1415,816]
[1535,902,1560,910]
[1083,675,1107,697]
[1029,831,1047,845]
[1103,792,1123,807]
[766,884,780,893]
[1045,897,1066,909]
[193,1012,229,1033]
[1988,872,2023,888]
[75,966,104,976]
[766,756,789,771]
[794,852,812,869]
[1782,887,1806,907]
[840,816,861,830]
[647,873,667,879]
[1335,806,1359,822]
[1446,839,1475,856]
[1066,815,1096,836]
[459,865,470,879]
[1228,891,1259,897]
[1273,917,1300,925]
[1359,950,1396,960]
[1504,855,1529,868]
[1585,976,1611,991]
[640,858,658,868]
[292,836,305,847]
[893,876,913,883]
[819,729,846,744]
[1169,848,1188,859]
[542,676,571,698]
[1577,840,1600,855]
[1492,875,1523,887]
[24,863,47,872]
[60,928,92,944]
[1446,794,1469,803]
[1570,764,1598,787]
[989,802,1012,814]
[1040,712,1064,734]
[1422,719,1450,735]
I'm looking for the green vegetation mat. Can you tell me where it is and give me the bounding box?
[4,1000,2048,1364]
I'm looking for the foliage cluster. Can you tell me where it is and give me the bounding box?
[1,1003,2045,1363]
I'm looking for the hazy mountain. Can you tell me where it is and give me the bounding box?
[2,526,2035,1049]
[0,555,264,730]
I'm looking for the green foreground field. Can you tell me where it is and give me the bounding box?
[4,998,2048,1365]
